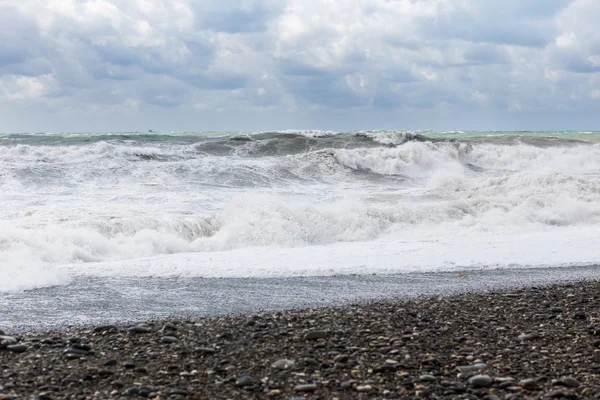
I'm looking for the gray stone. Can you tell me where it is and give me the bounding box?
[129,325,151,334]
[419,375,437,382]
[63,348,89,355]
[518,333,540,341]
[294,384,318,392]
[457,363,488,373]
[235,375,254,387]
[554,377,579,388]
[162,336,178,344]
[271,359,295,370]
[468,375,493,388]
[94,325,118,333]
[0,336,17,348]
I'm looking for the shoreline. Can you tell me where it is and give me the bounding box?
[3,265,600,332]
[2,279,600,399]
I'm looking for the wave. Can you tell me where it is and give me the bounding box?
[3,132,600,292]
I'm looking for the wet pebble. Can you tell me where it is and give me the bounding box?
[468,375,493,388]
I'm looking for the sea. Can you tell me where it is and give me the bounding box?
[2,130,600,329]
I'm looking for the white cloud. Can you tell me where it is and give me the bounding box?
[0,0,599,131]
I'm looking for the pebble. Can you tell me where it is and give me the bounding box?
[304,331,328,340]
[271,359,295,370]
[129,325,151,334]
[161,336,178,344]
[63,348,89,355]
[554,377,579,388]
[457,363,488,372]
[519,378,538,390]
[294,384,317,392]
[518,333,540,341]
[356,385,372,392]
[333,354,348,363]
[0,336,17,347]
[6,345,27,353]
[235,375,254,387]
[468,375,493,388]
[93,325,118,333]
[419,374,437,382]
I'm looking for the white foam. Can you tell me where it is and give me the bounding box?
[61,228,600,278]
[3,138,600,292]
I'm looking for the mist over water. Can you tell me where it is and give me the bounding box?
[2,130,600,292]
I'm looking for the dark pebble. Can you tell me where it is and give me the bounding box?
[93,325,117,333]
[554,377,579,388]
[235,375,254,387]
[520,378,538,390]
[162,336,178,344]
[195,347,217,354]
[7,344,28,353]
[468,375,493,388]
[104,359,117,366]
[304,330,328,340]
[168,389,188,396]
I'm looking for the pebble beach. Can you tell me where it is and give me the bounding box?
[2,280,600,399]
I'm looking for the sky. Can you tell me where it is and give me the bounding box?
[0,0,599,132]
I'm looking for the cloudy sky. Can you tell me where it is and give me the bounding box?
[1,0,599,132]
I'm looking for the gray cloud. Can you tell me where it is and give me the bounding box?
[0,0,599,132]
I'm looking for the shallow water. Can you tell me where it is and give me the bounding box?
[1,265,598,332]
